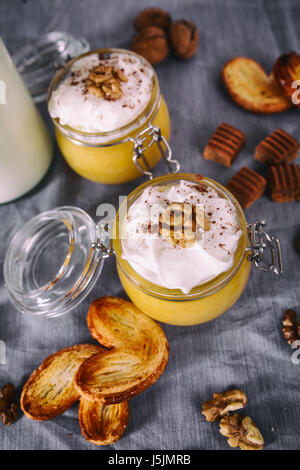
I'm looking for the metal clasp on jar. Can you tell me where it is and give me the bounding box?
[246,220,283,275]
[127,124,180,179]
[92,220,115,259]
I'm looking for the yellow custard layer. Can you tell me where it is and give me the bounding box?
[117,255,251,326]
[55,96,170,184]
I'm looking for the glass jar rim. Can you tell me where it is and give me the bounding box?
[113,173,249,301]
[47,48,161,146]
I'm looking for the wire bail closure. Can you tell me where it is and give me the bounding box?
[128,124,180,179]
[246,220,283,275]
[92,220,114,259]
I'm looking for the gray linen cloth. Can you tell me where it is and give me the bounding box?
[0,0,299,450]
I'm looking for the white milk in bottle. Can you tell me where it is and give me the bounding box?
[0,38,52,203]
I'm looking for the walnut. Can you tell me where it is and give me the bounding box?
[134,7,172,32]
[0,382,18,426]
[85,65,128,101]
[85,79,104,98]
[130,26,169,66]
[169,19,199,60]
[202,389,247,422]
[282,309,300,347]
[159,202,210,249]
[219,414,264,450]
[89,65,114,84]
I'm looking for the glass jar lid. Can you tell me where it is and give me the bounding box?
[3,206,103,318]
[13,31,90,102]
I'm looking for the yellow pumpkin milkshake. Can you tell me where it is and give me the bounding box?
[48,49,171,184]
[113,174,251,325]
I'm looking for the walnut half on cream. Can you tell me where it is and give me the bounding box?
[159,202,210,249]
[219,414,264,451]
[202,389,247,422]
[85,65,128,101]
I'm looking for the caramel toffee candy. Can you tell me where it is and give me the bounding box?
[222,57,291,114]
[282,309,300,347]
[268,161,300,202]
[255,129,299,165]
[226,167,267,209]
[203,123,245,167]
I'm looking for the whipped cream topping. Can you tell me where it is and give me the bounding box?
[49,52,153,133]
[121,181,242,294]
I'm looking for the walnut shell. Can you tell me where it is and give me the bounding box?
[133,7,172,32]
[130,26,169,66]
[169,19,199,60]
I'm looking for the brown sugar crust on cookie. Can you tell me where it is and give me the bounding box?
[20,344,102,421]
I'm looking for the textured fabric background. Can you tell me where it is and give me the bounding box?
[0,0,300,450]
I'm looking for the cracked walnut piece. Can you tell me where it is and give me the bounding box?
[202,389,247,422]
[0,383,18,426]
[282,309,300,347]
[85,65,128,101]
[219,414,264,450]
[159,202,210,249]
